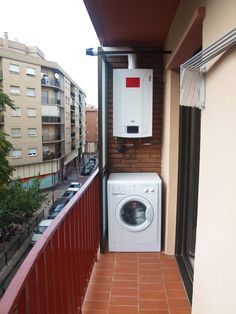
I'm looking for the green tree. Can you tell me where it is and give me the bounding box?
[0,88,15,188]
[0,178,46,228]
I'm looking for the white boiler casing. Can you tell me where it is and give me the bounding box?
[113,69,153,138]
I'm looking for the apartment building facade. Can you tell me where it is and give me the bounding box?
[0,34,86,188]
[85,105,98,154]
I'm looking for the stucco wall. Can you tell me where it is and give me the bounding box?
[163,0,236,312]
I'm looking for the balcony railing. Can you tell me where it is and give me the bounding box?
[0,170,99,313]
[71,145,76,150]
[42,116,62,124]
[41,97,64,107]
[42,134,63,142]
[43,151,61,160]
[71,132,75,137]
[41,78,62,89]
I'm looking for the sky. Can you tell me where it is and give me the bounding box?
[1,0,100,106]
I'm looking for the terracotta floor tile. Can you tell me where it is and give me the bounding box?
[139,290,166,300]
[138,262,162,268]
[139,310,169,314]
[139,299,168,310]
[112,280,138,288]
[114,267,138,274]
[82,252,191,313]
[85,291,110,301]
[168,298,191,309]
[139,275,163,284]
[164,281,184,290]
[111,287,138,297]
[82,310,108,314]
[82,300,109,311]
[110,296,138,306]
[139,269,163,276]
[138,253,161,258]
[166,289,188,299]
[139,283,165,291]
[170,309,191,314]
[88,282,112,292]
[139,258,161,264]
[89,275,112,284]
[108,305,138,314]
[113,273,138,281]
[163,273,182,281]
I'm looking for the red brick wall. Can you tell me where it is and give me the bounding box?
[107,54,163,174]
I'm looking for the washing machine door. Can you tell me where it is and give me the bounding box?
[116,196,154,232]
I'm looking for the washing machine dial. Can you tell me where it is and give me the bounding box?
[149,188,155,192]
[144,188,149,193]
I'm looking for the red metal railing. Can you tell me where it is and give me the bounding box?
[0,169,99,314]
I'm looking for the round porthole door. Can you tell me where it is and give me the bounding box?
[115,196,154,232]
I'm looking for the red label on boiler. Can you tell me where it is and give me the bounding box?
[126,77,140,88]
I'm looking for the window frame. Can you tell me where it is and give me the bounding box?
[11,149,22,159]
[27,88,36,97]
[26,67,36,76]
[28,148,37,157]
[27,108,36,117]
[10,85,20,95]
[11,107,21,117]
[11,128,22,138]
[9,64,20,74]
[28,128,37,137]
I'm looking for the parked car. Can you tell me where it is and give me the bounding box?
[62,190,77,200]
[81,164,94,176]
[67,182,81,192]
[31,219,53,245]
[48,197,70,219]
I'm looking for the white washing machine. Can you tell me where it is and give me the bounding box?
[108,173,161,252]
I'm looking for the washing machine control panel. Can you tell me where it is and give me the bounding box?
[112,184,156,194]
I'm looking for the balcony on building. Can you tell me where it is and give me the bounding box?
[42,151,62,161]
[41,70,63,91]
[41,96,64,107]
[42,134,64,142]
[0,70,3,80]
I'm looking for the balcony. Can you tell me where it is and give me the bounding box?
[43,151,61,160]
[71,118,75,124]
[71,132,75,138]
[41,97,64,107]
[41,77,62,90]
[71,144,76,150]
[42,116,62,124]
[42,134,64,142]
[71,90,75,98]
[0,169,190,313]
[71,104,75,111]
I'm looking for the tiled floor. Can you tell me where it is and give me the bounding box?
[82,252,191,314]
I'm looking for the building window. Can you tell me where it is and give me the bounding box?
[9,64,20,74]
[11,128,21,138]
[11,107,21,117]
[10,86,20,95]
[41,91,49,104]
[28,128,37,137]
[26,67,36,76]
[28,148,37,157]
[27,88,36,97]
[11,149,22,159]
[27,108,36,117]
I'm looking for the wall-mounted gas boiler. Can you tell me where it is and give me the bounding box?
[113,68,153,138]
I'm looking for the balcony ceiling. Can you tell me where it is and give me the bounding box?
[83,0,180,47]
